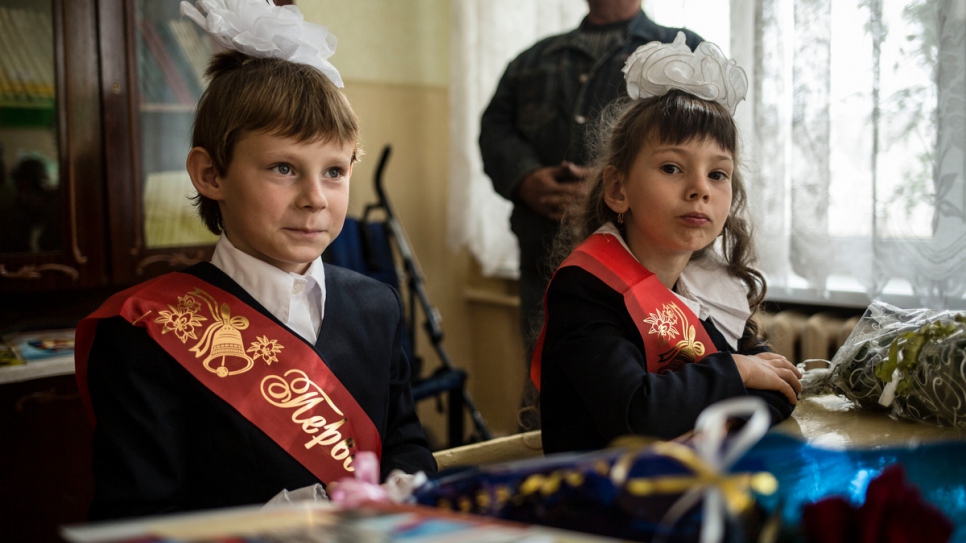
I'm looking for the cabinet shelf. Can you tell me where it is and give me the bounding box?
[140,102,196,113]
[0,102,55,127]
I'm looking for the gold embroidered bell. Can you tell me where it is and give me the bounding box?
[203,324,254,377]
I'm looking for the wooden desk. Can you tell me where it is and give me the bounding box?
[775,393,966,448]
[0,370,93,543]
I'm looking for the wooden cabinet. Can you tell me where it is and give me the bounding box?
[0,0,220,535]
[0,374,93,543]
[0,0,108,293]
[0,0,217,297]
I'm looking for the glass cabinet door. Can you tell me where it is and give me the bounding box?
[0,0,61,256]
[100,0,219,285]
[134,0,217,250]
[0,0,105,293]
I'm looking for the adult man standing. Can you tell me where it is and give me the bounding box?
[479,0,702,429]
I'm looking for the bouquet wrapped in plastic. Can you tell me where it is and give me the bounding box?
[804,300,966,428]
[414,398,780,543]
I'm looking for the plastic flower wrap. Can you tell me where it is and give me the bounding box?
[623,31,748,115]
[804,300,966,428]
[180,0,343,87]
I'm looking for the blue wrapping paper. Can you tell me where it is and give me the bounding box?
[415,432,966,542]
[415,443,773,542]
[744,433,966,542]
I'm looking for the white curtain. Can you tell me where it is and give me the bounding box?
[449,0,966,309]
[448,0,586,278]
[733,0,966,309]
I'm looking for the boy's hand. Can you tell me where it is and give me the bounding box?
[733,352,803,404]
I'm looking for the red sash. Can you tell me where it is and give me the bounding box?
[75,272,382,483]
[530,233,716,390]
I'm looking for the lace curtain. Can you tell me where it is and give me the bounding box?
[734,0,966,308]
[448,0,586,277]
[449,0,966,309]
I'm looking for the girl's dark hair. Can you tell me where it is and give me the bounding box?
[555,89,766,347]
[191,50,360,234]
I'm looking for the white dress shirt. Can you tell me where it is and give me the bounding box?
[210,235,326,344]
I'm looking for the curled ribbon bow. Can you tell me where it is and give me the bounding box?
[329,451,429,507]
[617,397,776,543]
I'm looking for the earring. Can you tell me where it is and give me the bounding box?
[617,211,624,224]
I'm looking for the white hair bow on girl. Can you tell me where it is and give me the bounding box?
[180,0,344,87]
[623,32,748,115]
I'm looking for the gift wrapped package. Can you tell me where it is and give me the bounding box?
[415,446,775,542]
[416,433,966,543]
[415,398,780,542]
[416,392,966,542]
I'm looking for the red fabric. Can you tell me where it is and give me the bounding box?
[531,233,715,389]
[75,272,382,483]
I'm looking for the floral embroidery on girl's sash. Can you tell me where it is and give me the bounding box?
[644,302,707,373]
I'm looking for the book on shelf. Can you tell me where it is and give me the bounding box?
[156,19,204,99]
[167,19,214,93]
[0,5,55,105]
[0,342,23,367]
[3,328,75,363]
[137,27,175,106]
[137,17,196,106]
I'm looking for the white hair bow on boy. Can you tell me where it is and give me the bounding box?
[181,0,343,87]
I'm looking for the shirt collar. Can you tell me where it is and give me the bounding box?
[544,10,653,57]
[596,223,750,349]
[209,235,327,325]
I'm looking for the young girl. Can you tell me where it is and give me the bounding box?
[74,0,435,520]
[531,33,802,455]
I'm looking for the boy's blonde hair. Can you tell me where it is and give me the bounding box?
[191,50,360,234]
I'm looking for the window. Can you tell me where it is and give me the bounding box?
[736,0,965,309]
[449,0,966,309]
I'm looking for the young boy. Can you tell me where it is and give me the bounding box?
[74,5,436,520]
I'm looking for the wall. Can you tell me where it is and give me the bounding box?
[300,1,527,444]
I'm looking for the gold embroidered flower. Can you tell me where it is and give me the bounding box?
[248,335,283,365]
[155,296,207,343]
[176,294,202,315]
[644,304,679,339]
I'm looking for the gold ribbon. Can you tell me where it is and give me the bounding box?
[513,398,777,543]
[513,440,776,516]
[618,441,776,515]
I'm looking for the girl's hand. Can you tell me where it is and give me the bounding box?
[733,352,803,404]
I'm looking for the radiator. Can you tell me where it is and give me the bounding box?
[757,309,863,365]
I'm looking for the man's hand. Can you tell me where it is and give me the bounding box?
[515,161,591,221]
[733,352,803,405]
